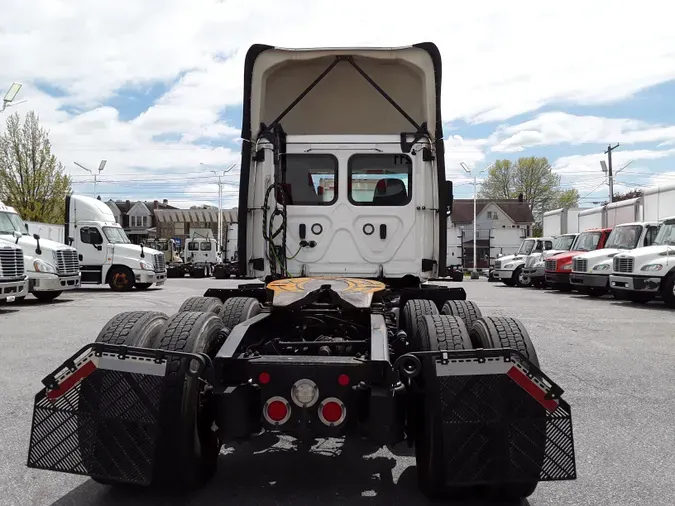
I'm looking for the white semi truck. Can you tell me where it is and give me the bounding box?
[0,240,28,303]
[0,201,80,302]
[27,195,167,291]
[184,231,219,278]
[609,182,675,306]
[492,236,555,287]
[521,232,578,287]
[570,198,658,296]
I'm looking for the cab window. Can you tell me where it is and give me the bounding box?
[544,241,553,250]
[644,226,659,246]
[200,242,212,251]
[348,154,412,206]
[283,154,337,205]
[187,241,199,251]
[80,226,103,245]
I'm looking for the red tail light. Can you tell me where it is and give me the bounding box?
[318,397,346,426]
[263,396,291,425]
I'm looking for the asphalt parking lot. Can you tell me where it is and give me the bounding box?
[1,278,674,506]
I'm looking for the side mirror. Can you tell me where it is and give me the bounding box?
[12,230,21,239]
[446,181,454,213]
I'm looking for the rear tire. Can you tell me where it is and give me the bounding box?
[469,316,541,500]
[220,296,262,330]
[441,300,482,329]
[414,315,474,501]
[33,291,63,302]
[401,299,439,351]
[178,296,224,316]
[151,312,225,490]
[662,274,675,309]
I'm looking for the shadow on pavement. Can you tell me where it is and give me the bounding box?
[49,436,528,506]
[608,300,672,312]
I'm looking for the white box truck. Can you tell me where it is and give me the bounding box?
[542,207,583,237]
[578,205,605,230]
[0,240,28,303]
[1,201,81,302]
[28,194,167,291]
[610,183,675,306]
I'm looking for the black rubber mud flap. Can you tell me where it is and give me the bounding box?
[440,300,482,329]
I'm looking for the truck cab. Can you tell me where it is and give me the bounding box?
[66,195,167,291]
[0,201,80,302]
[521,233,578,287]
[570,222,659,296]
[184,234,219,277]
[493,237,554,287]
[609,216,675,307]
[239,44,452,283]
[0,240,28,303]
[544,227,612,291]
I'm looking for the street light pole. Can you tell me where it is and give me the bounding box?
[74,160,107,197]
[460,162,495,277]
[200,162,236,254]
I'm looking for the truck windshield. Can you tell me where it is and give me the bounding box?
[571,231,602,251]
[605,225,642,249]
[103,226,130,244]
[0,211,27,235]
[517,240,535,255]
[552,235,575,250]
[653,220,675,246]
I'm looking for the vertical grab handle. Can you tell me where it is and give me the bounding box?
[380,224,387,239]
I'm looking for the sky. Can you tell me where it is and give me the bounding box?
[1,0,675,211]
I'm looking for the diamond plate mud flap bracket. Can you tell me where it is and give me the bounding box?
[26,343,210,486]
[396,349,577,486]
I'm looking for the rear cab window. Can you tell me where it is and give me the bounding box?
[283,154,338,205]
[348,154,412,206]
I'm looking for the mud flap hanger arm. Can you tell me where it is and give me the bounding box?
[258,55,429,155]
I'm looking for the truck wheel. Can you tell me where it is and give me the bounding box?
[33,291,63,302]
[514,266,532,288]
[108,266,134,292]
[414,315,473,500]
[220,296,262,330]
[662,274,675,308]
[441,300,482,329]
[151,311,224,489]
[401,299,439,351]
[80,311,169,485]
[501,278,515,287]
[468,316,542,500]
[179,296,224,316]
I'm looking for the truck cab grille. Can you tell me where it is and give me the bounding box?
[573,258,587,273]
[545,259,557,271]
[0,246,25,278]
[55,249,79,276]
[613,257,634,273]
[494,260,501,269]
[153,253,166,273]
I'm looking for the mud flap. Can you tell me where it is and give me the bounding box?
[26,343,208,486]
[432,351,576,486]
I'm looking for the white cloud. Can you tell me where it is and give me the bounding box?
[3,0,675,206]
[491,112,675,153]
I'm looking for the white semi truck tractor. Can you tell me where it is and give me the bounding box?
[0,240,28,303]
[0,201,80,302]
[64,194,167,291]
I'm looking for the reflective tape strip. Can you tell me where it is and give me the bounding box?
[95,354,167,377]
[435,357,513,376]
[507,365,560,412]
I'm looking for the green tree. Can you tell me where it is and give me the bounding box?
[479,156,579,220]
[0,111,71,223]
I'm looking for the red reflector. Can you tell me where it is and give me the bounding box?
[267,400,288,422]
[338,374,350,386]
[258,372,270,385]
[321,402,343,423]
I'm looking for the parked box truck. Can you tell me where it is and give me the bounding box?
[542,207,583,237]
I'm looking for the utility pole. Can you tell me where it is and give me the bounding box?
[74,160,107,197]
[460,161,495,278]
[201,162,236,255]
[604,143,620,203]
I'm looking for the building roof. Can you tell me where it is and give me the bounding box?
[111,200,177,214]
[154,208,238,224]
[451,199,534,225]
